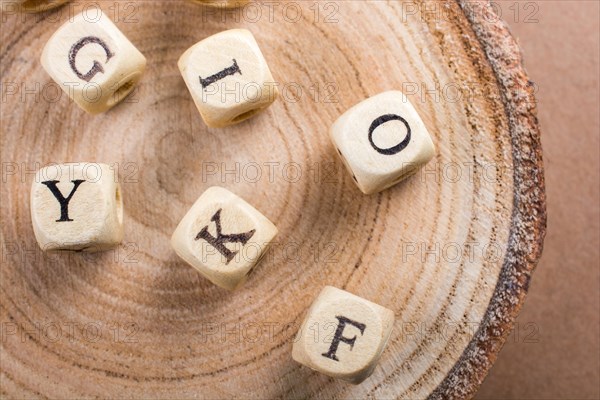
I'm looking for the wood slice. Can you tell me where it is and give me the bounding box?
[0,0,546,398]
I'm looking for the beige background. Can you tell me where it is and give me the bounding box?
[476,1,600,399]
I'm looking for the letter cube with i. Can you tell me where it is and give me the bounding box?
[292,286,395,384]
[30,163,123,251]
[171,187,278,290]
[330,90,436,194]
[178,29,278,127]
[40,10,146,114]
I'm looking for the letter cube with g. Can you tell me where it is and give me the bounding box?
[41,10,146,114]
[171,187,278,290]
[30,163,123,251]
[178,29,278,127]
[330,90,436,194]
[292,286,395,383]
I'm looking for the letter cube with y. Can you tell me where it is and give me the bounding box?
[178,29,278,127]
[171,187,278,290]
[41,10,146,114]
[330,91,435,194]
[292,286,394,384]
[30,163,123,251]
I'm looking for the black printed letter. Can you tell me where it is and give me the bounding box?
[368,114,411,155]
[42,180,85,222]
[321,316,367,361]
[195,209,255,264]
[199,59,242,89]
[69,36,114,82]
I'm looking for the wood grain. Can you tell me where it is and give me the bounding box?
[0,0,546,398]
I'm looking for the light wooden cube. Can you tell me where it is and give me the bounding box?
[330,90,436,194]
[178,29,278,128]
[292,286,395,384]
[30,163,123,251]
[40,10,146,114]
[1,0,70,13]
[171,186,278,290]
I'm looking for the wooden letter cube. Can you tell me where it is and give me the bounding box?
[171,187,278,290]
[330,90,435,194]
[30,163,123,251]
[178,29,278,127]
[41,10,146,114]
[292,286,395,384]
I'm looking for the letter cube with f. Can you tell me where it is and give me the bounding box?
[178,29,278,127]
[292,286,395,383]
[30,163,123,251]
[171,187,278,290]
[330,91,436,194]
[41,10,146,114]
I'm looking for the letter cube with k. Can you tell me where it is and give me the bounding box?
[292,286,395,383]
[30,163,123,251]
[171,186,278,290]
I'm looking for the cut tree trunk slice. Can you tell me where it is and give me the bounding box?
[0,0,546,398]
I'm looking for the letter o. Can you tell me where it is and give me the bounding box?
[368,114,411,155]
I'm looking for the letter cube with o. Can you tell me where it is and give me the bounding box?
[178,29,278,128]
[330,90,436,194]
[292,286,395,384]
[30,163,123,251]
[171,186,278,290]
[41,10,146,114]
